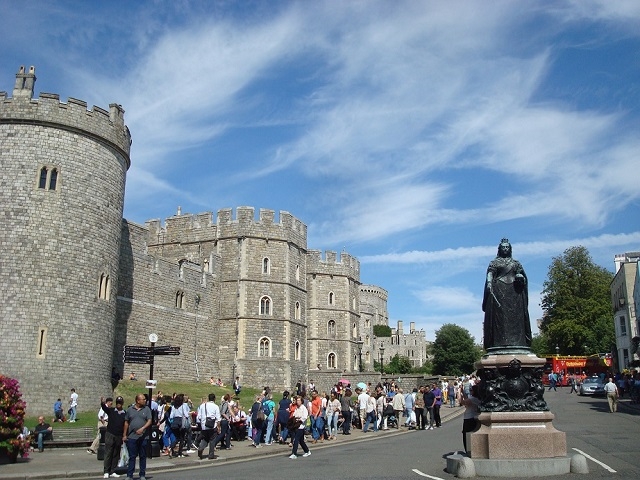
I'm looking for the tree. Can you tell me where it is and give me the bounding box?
[382,354,413,374]
[539,246,614,355]
[432,324,483,376]
[373,325,392,337]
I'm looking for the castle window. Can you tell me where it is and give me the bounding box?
[365,351,370,363]
[328,292,335,305]
[296,265,300,281]
[37,165,59,191]
[365,319,370,328]
[262,257,271,275]
[39,167,48,189]
[36,326,47,358]
[353,354,358,370]
[352,323,357,338]
[328,352,337,369]
[260,296,272,315]
[259,337,271,357]
[98,273,111,300]
[176,291,185,309]
[49,168,58,190]
[328,320,336,337]
[295,341,301,360]
[366,335,370,346]
[295,302,301,320]
[619,316,626,336]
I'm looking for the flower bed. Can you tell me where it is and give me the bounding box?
[0,375,29,463]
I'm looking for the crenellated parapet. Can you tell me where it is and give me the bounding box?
[0,66,131,166]
[307,249,360,280]
[146,211,218,246]
[360,284,388,301]
[216,206,307,248]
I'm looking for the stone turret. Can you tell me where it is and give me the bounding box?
[0,66,131,413]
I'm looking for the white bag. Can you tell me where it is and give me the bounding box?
[117,442,129,468]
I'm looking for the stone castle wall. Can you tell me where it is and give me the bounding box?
[0,66,130,414]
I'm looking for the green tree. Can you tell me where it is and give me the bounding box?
[530,333,551,357]
[432,324,482,376]
[382,354,413,374]
[539,246,614,355]
[373,325,392,337]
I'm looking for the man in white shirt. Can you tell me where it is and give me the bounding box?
[604,378,618,413]
[357,388,369,430]
[88,403,109,454]
[196,393,221,459]
[69,388,79,422]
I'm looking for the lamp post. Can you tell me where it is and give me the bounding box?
[555,345,560,357]
[379,344,385,376]
[356,339,364,372]
[194,294,200,382]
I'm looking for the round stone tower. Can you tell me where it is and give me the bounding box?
[0,66,131,413]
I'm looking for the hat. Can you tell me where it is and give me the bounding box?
[115,396,124,404]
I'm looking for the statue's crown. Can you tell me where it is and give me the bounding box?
[501,238,509,244]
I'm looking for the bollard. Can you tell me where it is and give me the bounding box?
[145,425,161,457]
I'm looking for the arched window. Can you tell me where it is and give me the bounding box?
[259,337,271,357]
[353,354,358,370]
[328,352,337,369]
[352,323,357,338]
[176,291,185,309]
[295,265,300,281]
[295,302,301,320]
[328,292,335,305]
[260,296,272,315]
[262,257,270,275]
[98,273,110,300]
[49,168,58,190]
[366,335,370,346]
[295,341,301,360]
[327,320,336,336]
[365,319,370,328]
[38,167,48,189]
[365,351,370,363]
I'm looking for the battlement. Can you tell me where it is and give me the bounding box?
[0,66,131,165]
[360,284,388,301]
[216,207,307,247]
[307,249,360,280]
[145,207,307,249]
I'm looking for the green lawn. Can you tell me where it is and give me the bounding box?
[24,380,262,429]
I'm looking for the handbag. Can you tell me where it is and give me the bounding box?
[204,403,216,429]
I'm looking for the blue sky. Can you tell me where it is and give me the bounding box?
[2,0,639,345]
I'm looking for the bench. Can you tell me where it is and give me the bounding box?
[42,426,95,448]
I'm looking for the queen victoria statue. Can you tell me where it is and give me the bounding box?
[482,238,532,354]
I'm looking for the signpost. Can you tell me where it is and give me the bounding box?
[123,334,180,459]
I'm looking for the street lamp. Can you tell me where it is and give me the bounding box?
[555,345,559,357]
[379,344,385,376]
[356,338,364,372]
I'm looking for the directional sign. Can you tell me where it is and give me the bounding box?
[154,346,181,356]
[123,345,152,364]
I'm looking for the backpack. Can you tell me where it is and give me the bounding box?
[262,400,272,416]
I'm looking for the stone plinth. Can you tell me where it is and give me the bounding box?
[470,411,566,459]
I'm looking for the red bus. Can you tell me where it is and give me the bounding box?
[542,354,613,386]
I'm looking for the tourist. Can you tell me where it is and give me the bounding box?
[123,394,153,480]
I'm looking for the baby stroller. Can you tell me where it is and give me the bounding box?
[383,402,397,429]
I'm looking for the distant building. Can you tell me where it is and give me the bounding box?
[611,252,640,370]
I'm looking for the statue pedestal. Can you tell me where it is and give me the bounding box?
[444,353,586,477]
[470,411,566,459]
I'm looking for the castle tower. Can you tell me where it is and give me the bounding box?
[307,250,362,371]
[359,284,389,368]
[216,207,308,389]
[0,67,131,413]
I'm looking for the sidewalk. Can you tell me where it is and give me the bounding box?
[0,406,465,480]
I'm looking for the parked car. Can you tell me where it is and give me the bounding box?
[579,377,605,396]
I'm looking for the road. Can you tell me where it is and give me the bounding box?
[149,391,640,480]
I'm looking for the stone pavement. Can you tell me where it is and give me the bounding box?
[0,405,465,480]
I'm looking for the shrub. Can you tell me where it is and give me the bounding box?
[0,375,29,459]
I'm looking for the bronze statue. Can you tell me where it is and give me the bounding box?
[482,238,532,352]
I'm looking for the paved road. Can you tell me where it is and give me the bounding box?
[148,391,639,480]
